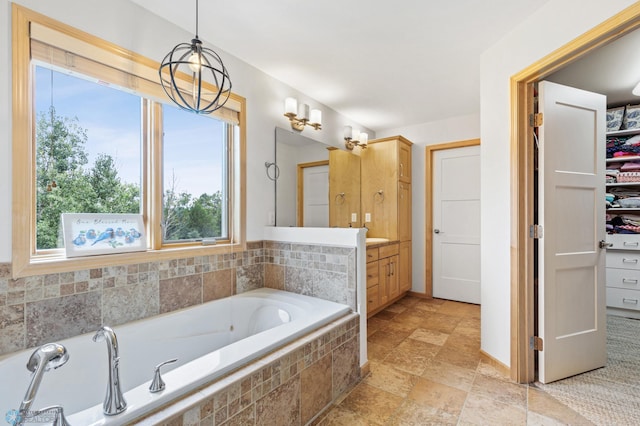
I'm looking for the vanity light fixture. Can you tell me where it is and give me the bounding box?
[159,0,232,114]
[343,125,368,151]
[284,97,322,131]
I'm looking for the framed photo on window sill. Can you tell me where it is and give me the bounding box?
[62,213,146,258]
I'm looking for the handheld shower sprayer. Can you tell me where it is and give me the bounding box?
[18,343,70,425]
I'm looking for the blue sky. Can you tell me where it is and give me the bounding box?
[35,66,225,198]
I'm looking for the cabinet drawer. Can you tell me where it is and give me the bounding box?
[366,262,379,288]
[367,285,380,312]
[366,247,379,263]
[606,234,640,251]
[607,287,640,311]
[607,251,640,270]
[379,243,399,259]
[606,268,640,290]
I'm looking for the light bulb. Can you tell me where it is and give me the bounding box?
[188,51,202,72]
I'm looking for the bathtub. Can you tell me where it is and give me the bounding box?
[0,288,352,425]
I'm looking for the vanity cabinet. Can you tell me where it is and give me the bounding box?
[366,242,400,317]
[362,136,413,316]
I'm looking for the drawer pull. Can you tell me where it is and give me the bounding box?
[622,258,639,263]
[622,278,639,284]
[623,298,639,305]
[624,242,640,247]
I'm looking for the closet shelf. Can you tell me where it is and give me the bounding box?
[607,208,640,213]
[607,182,640,188]
[607,129,640,137]
[607,156,640,163]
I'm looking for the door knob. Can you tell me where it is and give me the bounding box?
[599,240,613,249]
[434,229,440,234]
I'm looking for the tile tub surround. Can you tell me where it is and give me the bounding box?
[0,240,355,356]
[136,313,360,425]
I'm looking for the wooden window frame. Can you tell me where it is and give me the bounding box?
[11,4,246,278]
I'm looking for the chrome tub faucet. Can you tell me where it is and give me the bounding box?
[93,326,127,415]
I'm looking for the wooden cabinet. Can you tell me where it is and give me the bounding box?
[399,182,412,242]
[362,136,413,316]
[399,141,411,183]
[366,243,400,317]
[399,240,412,292]
[361,136,412,240]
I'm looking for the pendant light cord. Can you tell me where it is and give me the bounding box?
[194,0,199,38]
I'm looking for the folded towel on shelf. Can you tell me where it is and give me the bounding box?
[621,162,640,171]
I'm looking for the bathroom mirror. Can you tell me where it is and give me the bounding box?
[274,127,361,227]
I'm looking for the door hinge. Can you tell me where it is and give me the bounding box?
[529,224,543,239]
[529,113,543,127]
[530,336,543,351]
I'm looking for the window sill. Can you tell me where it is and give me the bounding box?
[12,242,247,279]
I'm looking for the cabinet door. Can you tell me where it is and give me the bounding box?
[379,256,391,305]
[399,241,412,292]
[387,254,400,300]
[361,141,398,239]
[399,141,411,183]
[399,182,412,242]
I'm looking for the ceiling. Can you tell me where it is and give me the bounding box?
[131,0,640,131]
[547,27,640,107]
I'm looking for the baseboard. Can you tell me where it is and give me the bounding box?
[407,290,432,299]
[479,349,510,378]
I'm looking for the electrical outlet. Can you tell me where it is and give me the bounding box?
[365,213,371,222]
[351,213,357,222]
[268,211,275,226]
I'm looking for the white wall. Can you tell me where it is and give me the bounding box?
[0,0,372,262]
[479,0,637,366]
[376,113,480,294]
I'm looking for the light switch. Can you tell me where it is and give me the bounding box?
[365,213,371,222]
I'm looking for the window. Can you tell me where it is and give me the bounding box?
[35,66,143,250]
[162,105,229,243]
[12,5,246,277]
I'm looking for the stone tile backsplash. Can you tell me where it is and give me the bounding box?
[0,240,355,356]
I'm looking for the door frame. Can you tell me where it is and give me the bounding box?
[296,160,329,226]
[510,4,640,383]
[425,139,480,298]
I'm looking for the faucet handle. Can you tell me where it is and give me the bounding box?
[149,358,178,393]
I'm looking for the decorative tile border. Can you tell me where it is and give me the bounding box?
[0,240,355,357]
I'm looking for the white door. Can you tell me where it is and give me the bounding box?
[302,164,329,227]
[538,80,606,384]
[432,145,481,304]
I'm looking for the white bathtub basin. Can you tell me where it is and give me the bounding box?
[0,288,351,425]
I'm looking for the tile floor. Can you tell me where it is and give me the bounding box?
[314,295,594,425]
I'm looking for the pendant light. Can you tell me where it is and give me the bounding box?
[159,0,232,114]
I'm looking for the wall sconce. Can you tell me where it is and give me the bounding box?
[343,125,368,151]
[284,97,322,131]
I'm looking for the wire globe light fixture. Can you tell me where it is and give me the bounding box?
[159,0,232,114]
